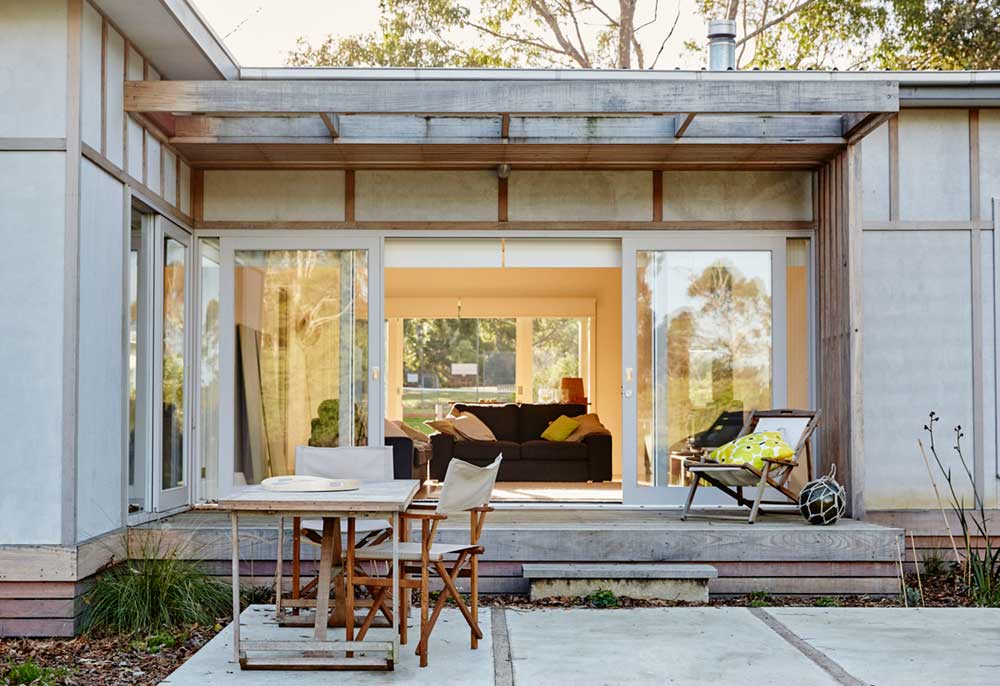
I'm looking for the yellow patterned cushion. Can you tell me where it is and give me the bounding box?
[709,432,794,470]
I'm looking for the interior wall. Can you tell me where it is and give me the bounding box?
[385,267,623,478]
[76,160,126,542]
[0,151,67,545]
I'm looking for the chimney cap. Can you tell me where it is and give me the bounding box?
[707,19,737,39]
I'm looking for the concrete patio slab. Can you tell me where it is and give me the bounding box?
[505,607,840,686]
[160,605,494,686]
[768,607,1000,686]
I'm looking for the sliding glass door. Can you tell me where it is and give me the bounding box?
[218,236,382,495]
[621,235,789,505]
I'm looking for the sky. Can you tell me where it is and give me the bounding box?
[191,0,710,69]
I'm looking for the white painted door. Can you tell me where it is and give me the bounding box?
[621,234,788,506]
[217,235,383,496]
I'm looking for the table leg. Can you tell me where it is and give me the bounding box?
[273,516,284,619]
[313,517,336,641]
[346,517,355,656]
[230,512,240,664]
[332,518,345,626]
[392,511,400,665]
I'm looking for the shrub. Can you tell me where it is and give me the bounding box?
[813,596,841,607]
[82,534,230,637]
[584,589,619,608]
[922,413,1000,607]
[746,591,773,607]
[240,584,275,609]
[2,659,70,686]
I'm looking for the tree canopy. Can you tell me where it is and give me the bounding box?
[286,0,1000,71]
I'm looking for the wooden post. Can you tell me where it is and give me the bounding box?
[230,512,241,663]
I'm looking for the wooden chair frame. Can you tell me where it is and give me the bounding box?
[681,409,820,524]
[349,504,492,668]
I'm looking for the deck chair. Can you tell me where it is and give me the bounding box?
[284,446,395,626]
[680,409,820,524]
[350,455,502,668]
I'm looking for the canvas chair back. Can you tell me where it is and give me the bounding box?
[436,455,503,515]
[744,410,820,487]
[294,445,393,481]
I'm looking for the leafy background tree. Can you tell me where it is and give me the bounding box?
[286,0,999,70]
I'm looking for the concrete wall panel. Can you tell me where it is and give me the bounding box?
[77,160,125,542]
[356,170,497,222]
[861,122,890,223]
[0,0,68,137]
[510,171,650,221]
[662,171,812,221]
[104,25,125,168]
[145,132,160,195]
[81,1,102,150]
[203,170,346,222]
[981,232,997,508]
[126,117,143,180]
[162,147,177,206]
[0,152,66,544]
[863,231,975,510]
[898,110,970,221]
[980,111,1000,220]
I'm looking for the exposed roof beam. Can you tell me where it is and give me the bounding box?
[841,111,893,143]
[125,78,898,115]
[318,113,340,138]
[169,113,848,146]
[674,113,696,138]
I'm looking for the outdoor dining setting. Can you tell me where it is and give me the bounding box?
[218,446,502,671]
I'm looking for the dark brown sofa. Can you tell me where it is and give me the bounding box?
[429,403,612,482]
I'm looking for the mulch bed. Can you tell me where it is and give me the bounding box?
[0,571,976,685]
[0,626,217,686]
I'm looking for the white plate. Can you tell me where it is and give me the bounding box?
[260,476,361,492]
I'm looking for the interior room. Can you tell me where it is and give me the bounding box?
[382,238,624,502]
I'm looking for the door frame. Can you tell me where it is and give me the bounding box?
[153,218,194,512]
[621,232,789,506]
[217,233,383,497]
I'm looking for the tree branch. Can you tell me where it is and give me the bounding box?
[467,21,569,59]
[649,5,681,69]
[529,0,591,67]
[735,0,818,47]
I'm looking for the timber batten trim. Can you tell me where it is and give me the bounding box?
[125,79,898,115]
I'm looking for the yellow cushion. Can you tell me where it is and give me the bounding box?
[709,431,794,470]
[541,415,580,442]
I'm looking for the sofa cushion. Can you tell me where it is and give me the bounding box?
[521,439,587,462]
[453,411,498,441]
[517,403,587,443]
[452,403,519,442]
[454,439,521,463]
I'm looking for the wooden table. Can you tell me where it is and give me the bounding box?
[218,480,419,671]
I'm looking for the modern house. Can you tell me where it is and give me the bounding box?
[1,0,998,636]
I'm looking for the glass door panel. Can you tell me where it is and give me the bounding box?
[156,220,191,511]
[623,235,786,505]
[219,238,381,493]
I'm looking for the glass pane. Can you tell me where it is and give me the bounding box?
[532,317,583,403]
[199,240,220,500]
[234,249,369,483]
[127,214,145,512]
[402,318,516,435]
[162,237,186,491]
[636,251,772,488]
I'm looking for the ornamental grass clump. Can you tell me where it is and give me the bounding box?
[921,412,1000,607]
[82,533,230,637]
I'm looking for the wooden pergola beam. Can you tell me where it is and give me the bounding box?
[674,113,696,138]
[169,113,849,145]
[125,78,898,115]
[318,113,340,138]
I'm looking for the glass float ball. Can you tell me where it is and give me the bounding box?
[798,474,846,525]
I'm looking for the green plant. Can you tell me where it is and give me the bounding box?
[922,555,951,578]
[813,596,841,607]
[922,413,1000,607]
[746,591,773,607]
[584,589,619,608]
[241,584,275,609]
[82,535,230,637]
[130,629,188,654]
[2,659,70,686]
[902,583,923,607]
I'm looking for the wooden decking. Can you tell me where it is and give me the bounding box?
[139,507,904,597]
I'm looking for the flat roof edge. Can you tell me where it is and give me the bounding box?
[163,0,239,80]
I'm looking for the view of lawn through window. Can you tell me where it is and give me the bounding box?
[402,317,584,434]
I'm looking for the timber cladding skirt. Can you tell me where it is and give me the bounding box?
[0,580,92,637]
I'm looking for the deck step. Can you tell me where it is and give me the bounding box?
[522,563,718,602]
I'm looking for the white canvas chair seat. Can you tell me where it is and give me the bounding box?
[681,410,820,525]
[355,541,481,562]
